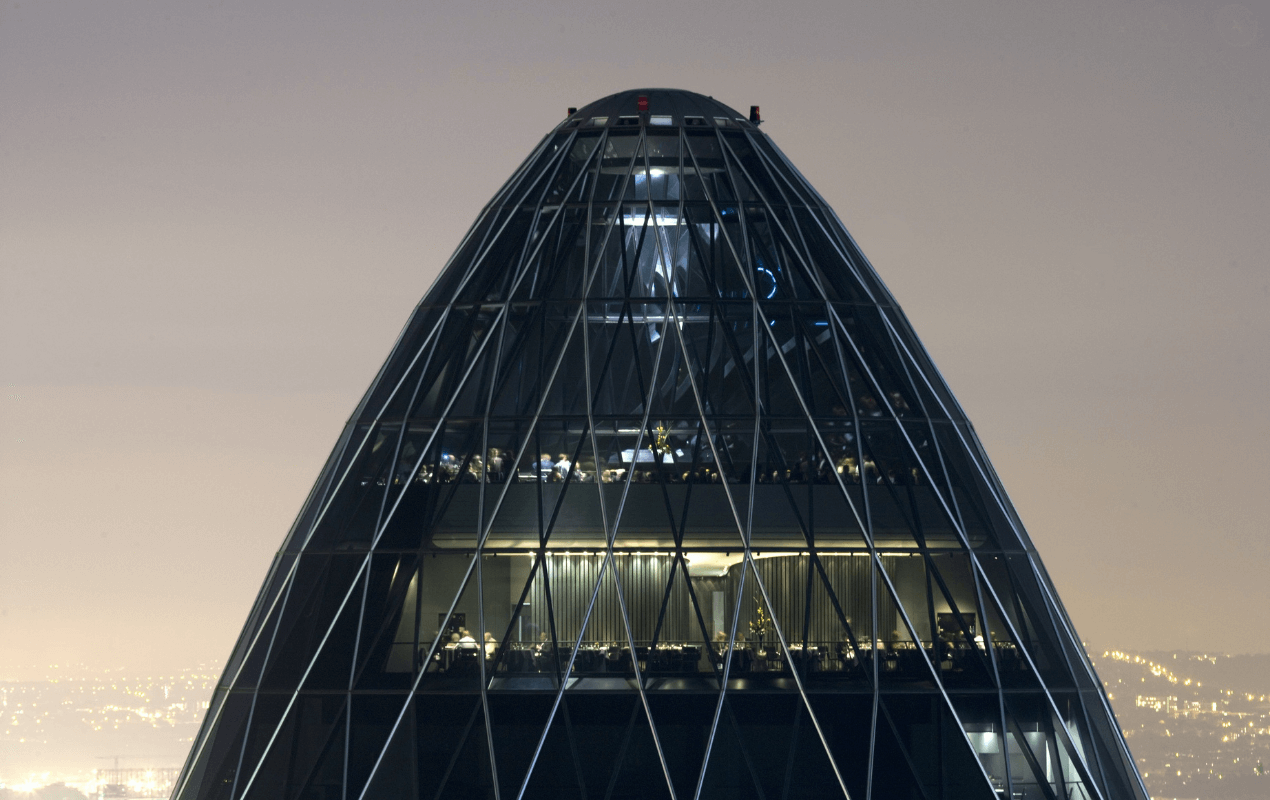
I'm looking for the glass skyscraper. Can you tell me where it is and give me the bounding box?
[173,89,1148,800]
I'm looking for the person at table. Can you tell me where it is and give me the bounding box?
[887,390,911,415]
[536,453,555,481]
[862,454,880,483]
[457,628,479,651]
[483,631,497,658]
[554,454,572,481]
[486,448,505,483]
[859,394,883,417]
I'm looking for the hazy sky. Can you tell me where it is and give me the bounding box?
[2,0,1267,679]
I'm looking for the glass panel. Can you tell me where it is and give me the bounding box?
[874,555,937,687]
[804,693,875,800]
[173,690,252,800]
[485,552,560,689]
[694,705,764,800]
[238,694,345,800]
[487,692,562,797]
[514,699,593,799]
[644,693,717,799]
[346,694,412,795]
[432,700,496,800]
[581,697,674,800]
[253,554,363,693]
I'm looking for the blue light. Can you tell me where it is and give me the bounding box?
[758,267,778,299]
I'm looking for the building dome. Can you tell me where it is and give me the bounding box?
[174,89,1148,800]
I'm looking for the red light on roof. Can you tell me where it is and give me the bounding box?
[749,105,761,124]
[637,95,649,113]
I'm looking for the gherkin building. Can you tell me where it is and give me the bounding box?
[173,89,1148,800]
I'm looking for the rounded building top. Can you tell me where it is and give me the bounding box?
[564,88,754,129]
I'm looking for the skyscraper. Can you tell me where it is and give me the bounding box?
[173,89,1148,800]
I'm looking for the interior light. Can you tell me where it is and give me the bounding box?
[620,213,680,227]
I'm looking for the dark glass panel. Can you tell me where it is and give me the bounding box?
[180,690,253,800]
[786,206,872,305]
[407,694,484,799]
[275,578,358,695]
[680,202,752,299]
[352,303,447,431]
[239,693,345,800]
[931,423,1022,552]
[516,700,594,800]
[536,310,593,418]
[353,702,416,800]
[453,208,543,308]
[706,695,827,800]
[860,422,960,549]
[432,701,496,800]
[487,693,569,798]
[347,553,420,691]
[643,693,720,799]
[345,694,412,796]
[880,693,947,800]
[537,207,594,302]
[589,697,676,800]
[804,693,874,800]
[694,709,764,800]
[878,305,963,420]
[220,552,298,688]
[686,305,758,418]
[720,132,784,205]
[290,704,346,800]
[404,308,510,423]
[544,131,601,204]
[303,425,392,551]
[226,695,295,795]
[253,554,363,693]
[975,554,1073,690]
[871,698,939,800]
[791,304,854,417]
[834,305,925,425]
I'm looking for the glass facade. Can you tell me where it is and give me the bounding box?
[173,89,1148,800]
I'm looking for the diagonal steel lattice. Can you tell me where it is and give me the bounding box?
[172,89,1150,800]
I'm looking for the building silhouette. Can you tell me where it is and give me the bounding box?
[173,89,1148,800]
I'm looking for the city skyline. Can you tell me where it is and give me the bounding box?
[3,0,1268,685]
